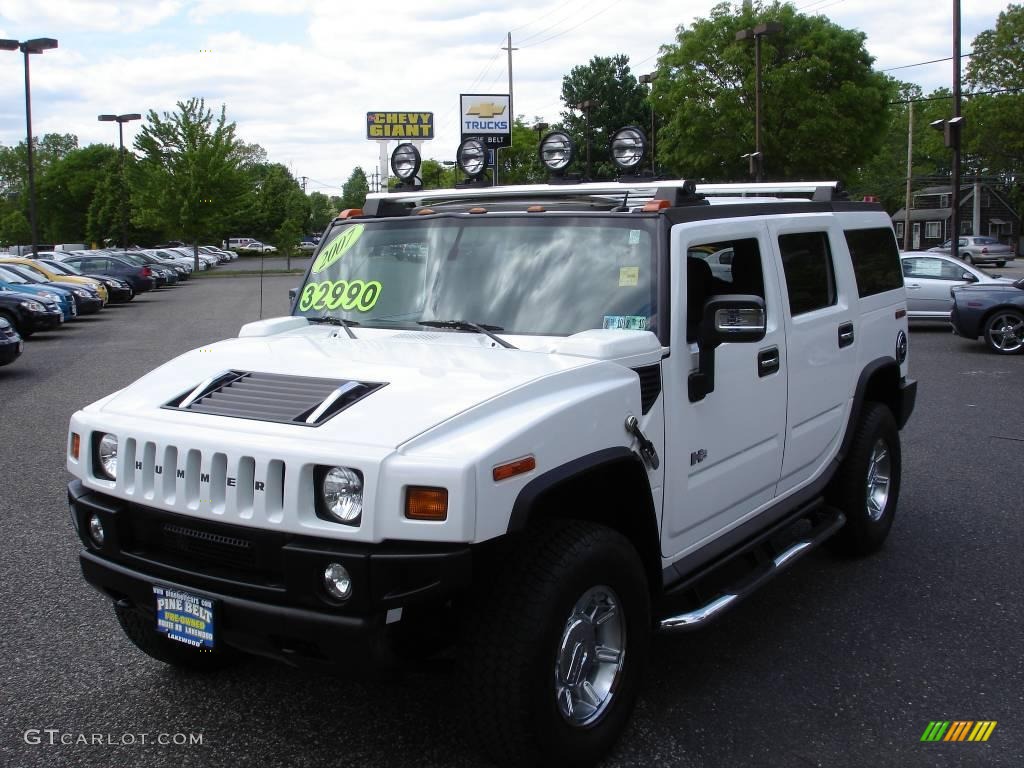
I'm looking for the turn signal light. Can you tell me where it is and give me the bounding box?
[338,208,363,219]
[70,432,80,460]
[642,199,671,212]
[493,456,536,482]
[405,487,448,521]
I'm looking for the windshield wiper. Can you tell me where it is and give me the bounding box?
[417,320,517,349]
[307,314,359,339]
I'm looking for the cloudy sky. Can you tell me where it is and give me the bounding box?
[0,0,1010,194]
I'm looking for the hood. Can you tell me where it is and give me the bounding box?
[91,326,602,449]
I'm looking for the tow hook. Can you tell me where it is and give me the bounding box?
[625,416,659,470]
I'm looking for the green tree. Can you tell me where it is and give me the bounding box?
[499,117,549,184]
[967,4,1024,91]
[0,133,80,218]
[132,98,250,267]
[559,55,650,179]
[38,144,118,243]
[0,210,31,247]
[420,159,457,189]
[307,191,336,233]
[341,166,369,209]
[652,1,890,181]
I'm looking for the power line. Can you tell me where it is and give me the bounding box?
[519,1,619,48]
[507,0,576,35]
[516,2,584,45]
[889,87,1021,105]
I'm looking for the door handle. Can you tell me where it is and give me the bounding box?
[757,346,780,377]
[838,322,855,348]
[906,284,921,289]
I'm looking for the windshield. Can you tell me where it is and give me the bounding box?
[0,266,30,284]
[293,216,659,336]
[4,265,48,283]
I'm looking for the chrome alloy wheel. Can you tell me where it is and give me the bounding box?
[554,585,626,727]
[988,313,1024,353]
[866,439,891,521]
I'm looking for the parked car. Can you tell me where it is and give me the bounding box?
[0,265,77,321]
[124,251,185,283]
[112,253,177,286]
[0,257,109,304]
[0,263,103,315]
[35,259,134,303]
[239,241,277,254]
[167,247,218,269]
[0,285,64,336]
[142,250,195,276]
[58,254,156,294]
[201,245,235,262]
[298,240,318,253]
[927,236,1015,267]
[951,278,1024,354]
[151,248,208,271]
[0,315,23,366]
[900,252,1014,321]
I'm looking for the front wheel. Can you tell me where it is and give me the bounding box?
[963,254,974,265]
[463,521,651,767]
[983,310,1024,354]
[995,261,1006,268]
[827,402,902,556]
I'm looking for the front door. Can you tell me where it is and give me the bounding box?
[661,220,788,560]
[912,223,921,250]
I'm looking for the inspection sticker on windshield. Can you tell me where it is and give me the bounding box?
[603,315,648,330]
[154,585,215,650]
[628,229,642,245]
[619,266,639,287]
[312,224,365,274]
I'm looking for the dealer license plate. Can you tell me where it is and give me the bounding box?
[153,585,215,649]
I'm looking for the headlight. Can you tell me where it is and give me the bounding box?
[321,466,363,524]
[42,291,58,300]
[73,288,90,298]
[19,300,43,312]
[97,433,118,480]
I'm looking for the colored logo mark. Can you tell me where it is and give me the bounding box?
[465,102,506,119]
[920,721,997,742]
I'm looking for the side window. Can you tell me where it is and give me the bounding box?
[845,227,903,297]
[925,222,941,239]
[686,238,764,343]
[938,259,969,280]
[779,232,836,316]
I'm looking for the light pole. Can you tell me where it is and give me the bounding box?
[1,37,58,256]
[735,22,781,182]
[98,113,142,251]
[638,73,656,175]
[574,100,600,180]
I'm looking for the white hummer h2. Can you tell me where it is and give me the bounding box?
[67,168,916,766]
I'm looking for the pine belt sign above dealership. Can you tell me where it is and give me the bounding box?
[366,112,434,140]
[460,94,511,147]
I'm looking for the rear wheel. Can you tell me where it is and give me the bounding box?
[827,402,901,556]
[983,310,1024,354]
[114,601,235,671]
[464,521,650,767]
[995,261,1006,268]
[963,254,974,265]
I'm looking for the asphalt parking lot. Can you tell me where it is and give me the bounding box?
[1,275,1022,768]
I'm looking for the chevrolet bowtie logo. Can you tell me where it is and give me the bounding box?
[466,102,506,119]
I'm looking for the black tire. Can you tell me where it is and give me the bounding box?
[983,309,1024,355]
[0,311,31,338]
[827,402,901,556]
[995,261,1006,268]
[114,601,235,672]
[463,520,651,768]
[963,254,974,265]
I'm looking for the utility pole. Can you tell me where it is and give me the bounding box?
[951,0,962,260]
[903,100,914,252]
[300,175,307,194]
[498,32,517,187]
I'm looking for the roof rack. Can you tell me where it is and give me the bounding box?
[358,179,847,218]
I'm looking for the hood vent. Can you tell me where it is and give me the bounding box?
[164,370,386,427]
[633,364,661,414]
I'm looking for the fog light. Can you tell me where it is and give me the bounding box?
[609,125,647,171]
[88,514,105,547]
[323,563,352,601]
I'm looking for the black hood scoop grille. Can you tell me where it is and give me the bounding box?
[164,371,386,427]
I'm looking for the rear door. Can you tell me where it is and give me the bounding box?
[768,215,858,494]
[902,256,966,316]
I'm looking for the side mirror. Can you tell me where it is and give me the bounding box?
[961,272,978,283]
[689,295,767,403]
[288,286,298,304]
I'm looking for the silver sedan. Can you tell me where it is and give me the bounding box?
[901,252,1013,320]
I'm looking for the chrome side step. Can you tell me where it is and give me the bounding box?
[659,510,845,633]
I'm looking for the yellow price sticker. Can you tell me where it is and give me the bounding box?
[312,224,365,274]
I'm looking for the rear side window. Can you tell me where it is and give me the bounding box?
[779,232,836,316]
[844,228,903,298]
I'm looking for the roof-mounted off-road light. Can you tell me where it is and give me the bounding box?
[539,131,574,173]
[456,137,487,179]
[390,142,421,185]
[609,126,647,172]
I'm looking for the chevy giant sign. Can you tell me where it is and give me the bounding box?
[366,112,434,140]
[460,94,511,147]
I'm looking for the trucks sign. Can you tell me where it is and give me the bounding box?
[460,94,511,147]
[366,112,434,140]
